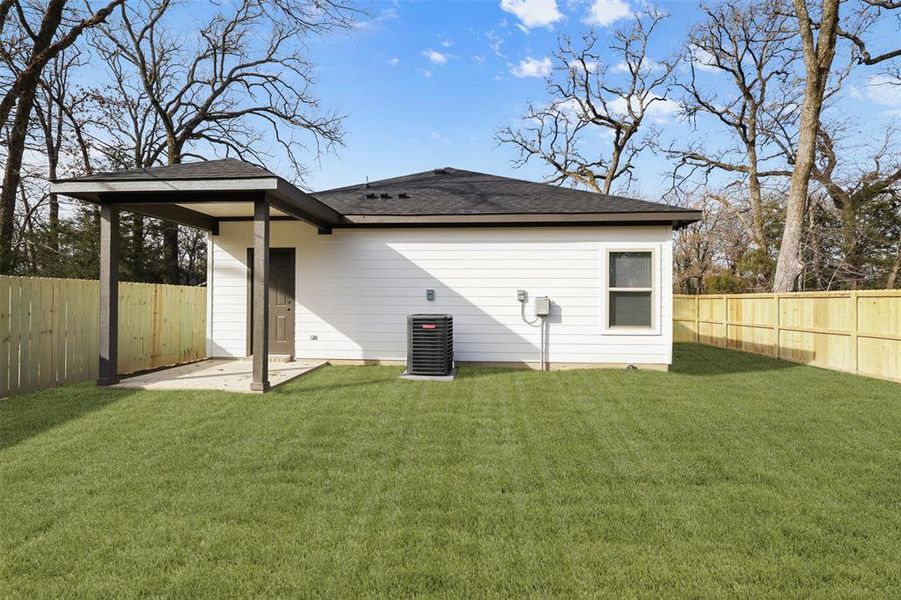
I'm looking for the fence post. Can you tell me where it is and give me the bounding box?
[722,295,728,347]
[850,291,858,375]
[773,294,781,359]
[694,295,700,343]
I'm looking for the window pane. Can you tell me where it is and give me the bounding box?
[609,291,652,327]
[609,252,651,288]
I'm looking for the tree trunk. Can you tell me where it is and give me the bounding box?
[163,142,181,284]
[0,0,75,272]
[131,215,145,281]
[0,85,40,273]
[888,233,901,289]
[772,0,840,292]
[48,157,60,259]
[841,201,862,289]
[746,145,767,250]
[163,225,179,284]
[603,143,622,195]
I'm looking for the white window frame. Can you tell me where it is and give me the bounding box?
[603,247,660,335]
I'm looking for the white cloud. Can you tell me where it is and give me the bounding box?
[864,74,901,107]
[486,30,506,57]
[473,54,487,63]
[584,0,632,27]
[546,98,586,124]
[354,7,399,30]
[534,94,678,128]
[500,0,563,29]
[649,98,680,121]
[612,57,659,74]
[439,35,454,48]
[429,132,452,144]
[690,46,720,72]
[387,57,400,66]
[511,56,552,78]
[423,49,452,65]
[570,59,599,73]
[420,68,433,78]
[609,94,679,122]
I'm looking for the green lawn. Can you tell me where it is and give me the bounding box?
[2,345,900,598]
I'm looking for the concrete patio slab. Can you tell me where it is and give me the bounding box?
[113,359,327,393]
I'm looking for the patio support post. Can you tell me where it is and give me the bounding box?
[251,196,270,392]
[98,201,120,385]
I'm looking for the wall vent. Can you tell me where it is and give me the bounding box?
[406,314,454,376]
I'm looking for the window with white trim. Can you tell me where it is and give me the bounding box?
[607,250,654,328]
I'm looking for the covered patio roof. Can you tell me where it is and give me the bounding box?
[52,159,345,235]
[51,159,337,393]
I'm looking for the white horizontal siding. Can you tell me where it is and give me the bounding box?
[209,222,674,365]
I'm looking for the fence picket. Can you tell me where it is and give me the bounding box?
[18,278,33,394]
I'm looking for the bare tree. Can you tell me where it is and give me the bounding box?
[772,0,901,291]
[665,0,797,252]
[497,7,675,194]
[31,48,89,259]
[673,193,728,294]
[91,0,352,282]
[837,0,901,66]
[0,0,123,273]
[811,125,901,287]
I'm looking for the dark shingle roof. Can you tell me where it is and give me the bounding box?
[68,158,275,181]
[312,167,685,216]
[53,160,700,227]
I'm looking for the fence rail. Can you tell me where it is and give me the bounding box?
[674,290,901,383]
[0,276,206,398]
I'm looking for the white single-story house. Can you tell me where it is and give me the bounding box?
[52,159,701,392]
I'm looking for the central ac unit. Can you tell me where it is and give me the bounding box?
[406,314,454,377]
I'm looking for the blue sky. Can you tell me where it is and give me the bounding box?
[179,0,901,196]
[305,0,701,194]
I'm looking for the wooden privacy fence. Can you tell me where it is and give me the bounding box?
[674,290,901,383]
[0,276,206,398]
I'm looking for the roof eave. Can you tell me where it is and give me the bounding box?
[49,176,347,229]
[339,211,702,227]
[49,177,281,201]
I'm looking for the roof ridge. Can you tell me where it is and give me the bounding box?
[312,166,611,196]
[312,167,674,206]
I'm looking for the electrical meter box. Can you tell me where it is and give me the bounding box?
[534,296,551,317]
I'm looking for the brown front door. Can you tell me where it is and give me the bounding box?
[247,248,295,357]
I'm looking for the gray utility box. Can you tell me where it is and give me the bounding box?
[534,296,551,317]
[406,314,454,376]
